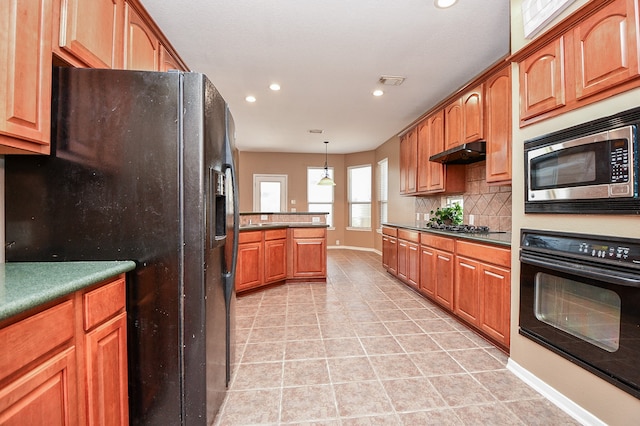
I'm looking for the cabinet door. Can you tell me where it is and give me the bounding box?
[444,98,463,150]
[292,238,326,278]
[427,110,446,192]
[160,43,185,72]
[573,0,639,100]
[407,242,420,289]
[434,250,454,310]
[479,264,511,347]
[124,2,158,71]
[416,119,430,193]
[397,240,408,281]
[519,37,566,121]
[400,129,417,194]
[454,256,480,325]
[485,65,512,184]
[462,85,483,143]
[385,237,398,275]
[399,133,409,194]
[264,238,287,283]
[419,245,436,298]
[0,0,52,154]
[85,312,128,426]
[58,0,124,69]
[236,242,263,290]
[0,348,78,425]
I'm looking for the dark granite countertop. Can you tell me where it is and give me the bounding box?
[239,223,329,231]
[383,223,512,248]
[0,261,136,322]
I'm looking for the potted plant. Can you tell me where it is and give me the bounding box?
[428,203,463,226]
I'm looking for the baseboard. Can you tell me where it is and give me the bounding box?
[506,359,605,426]
[327,245,381,256]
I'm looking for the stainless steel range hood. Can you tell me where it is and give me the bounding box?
[429,141,486,164]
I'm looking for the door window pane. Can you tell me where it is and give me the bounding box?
[260,181,282,212]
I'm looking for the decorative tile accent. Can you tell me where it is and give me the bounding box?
[415,161,512,232]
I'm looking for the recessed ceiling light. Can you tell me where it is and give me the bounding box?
[269,83,281,91]
[434,0,458,8]
[245,95,256,103]
[373,89,384,97]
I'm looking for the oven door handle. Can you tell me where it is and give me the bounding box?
[520,252,640,288]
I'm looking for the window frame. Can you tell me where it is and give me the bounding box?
[307,167,334,228]
[347,164,372,230]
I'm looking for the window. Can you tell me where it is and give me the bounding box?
[253,174,288,212]
[307,167,334,227]
[377,158,388,229]
[348,165,372,229]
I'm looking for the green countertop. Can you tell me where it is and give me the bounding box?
[0,261,136,322]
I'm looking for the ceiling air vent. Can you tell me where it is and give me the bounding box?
[379,76,406,86]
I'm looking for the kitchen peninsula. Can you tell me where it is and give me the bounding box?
[236,212,329,293]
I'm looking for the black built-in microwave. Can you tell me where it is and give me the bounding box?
[524,107,640,214]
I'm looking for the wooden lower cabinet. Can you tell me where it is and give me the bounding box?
[236,227,327,293]
[291,228,327,279]
[381,227,398,275]
[0,274,128,425]
[420,233,455,311]
[385,226,511,350]
[236,231,264,292]
[264,230,287,283]
[85,312,128,426]
[455,240,511,348]
[0,347,78,425]
[396,229,420,290]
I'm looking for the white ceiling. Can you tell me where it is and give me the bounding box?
[140,0,511,154]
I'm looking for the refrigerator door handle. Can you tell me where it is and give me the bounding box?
[222,162,238,293]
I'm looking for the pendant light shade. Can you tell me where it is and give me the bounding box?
[318,141,336,186]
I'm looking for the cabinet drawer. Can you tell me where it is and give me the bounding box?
[264,229,287,240]
[293,227,326,238]
[398,229,419,243]
[420,233,455,252]
[456,240,511,268]
[239,231,262,243]
[382,226,397,237]
[0,300,74,382]
[83,276,126,331]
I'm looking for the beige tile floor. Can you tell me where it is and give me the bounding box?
[215,249,579,425]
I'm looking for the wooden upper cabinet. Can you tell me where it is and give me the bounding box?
[124,2,159,71]
[516,0,640,126]
[416,119,430,193]
[160,43,185,72]
[573,0,639,100]
[519,36,566,121]
[399,129,417,194]
[427,110,446,192]
[462,85,483,143]
[56,0,124,69]
[485,65,512,185]
[444,98,463,150]
[0,0,52,154]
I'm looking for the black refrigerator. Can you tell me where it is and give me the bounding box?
[4,67,238,425]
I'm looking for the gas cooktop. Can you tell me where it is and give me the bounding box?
[427,223,503,233]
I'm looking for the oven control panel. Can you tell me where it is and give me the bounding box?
[522,230,640,266]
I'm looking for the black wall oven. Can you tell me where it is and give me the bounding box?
[524,106,640,214]
[519,229,640,399]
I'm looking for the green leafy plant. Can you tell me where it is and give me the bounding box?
[429,203,463,226]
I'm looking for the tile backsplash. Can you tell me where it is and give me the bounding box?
[415,162,512,232]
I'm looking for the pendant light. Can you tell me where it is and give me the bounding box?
[317,141,336,186]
